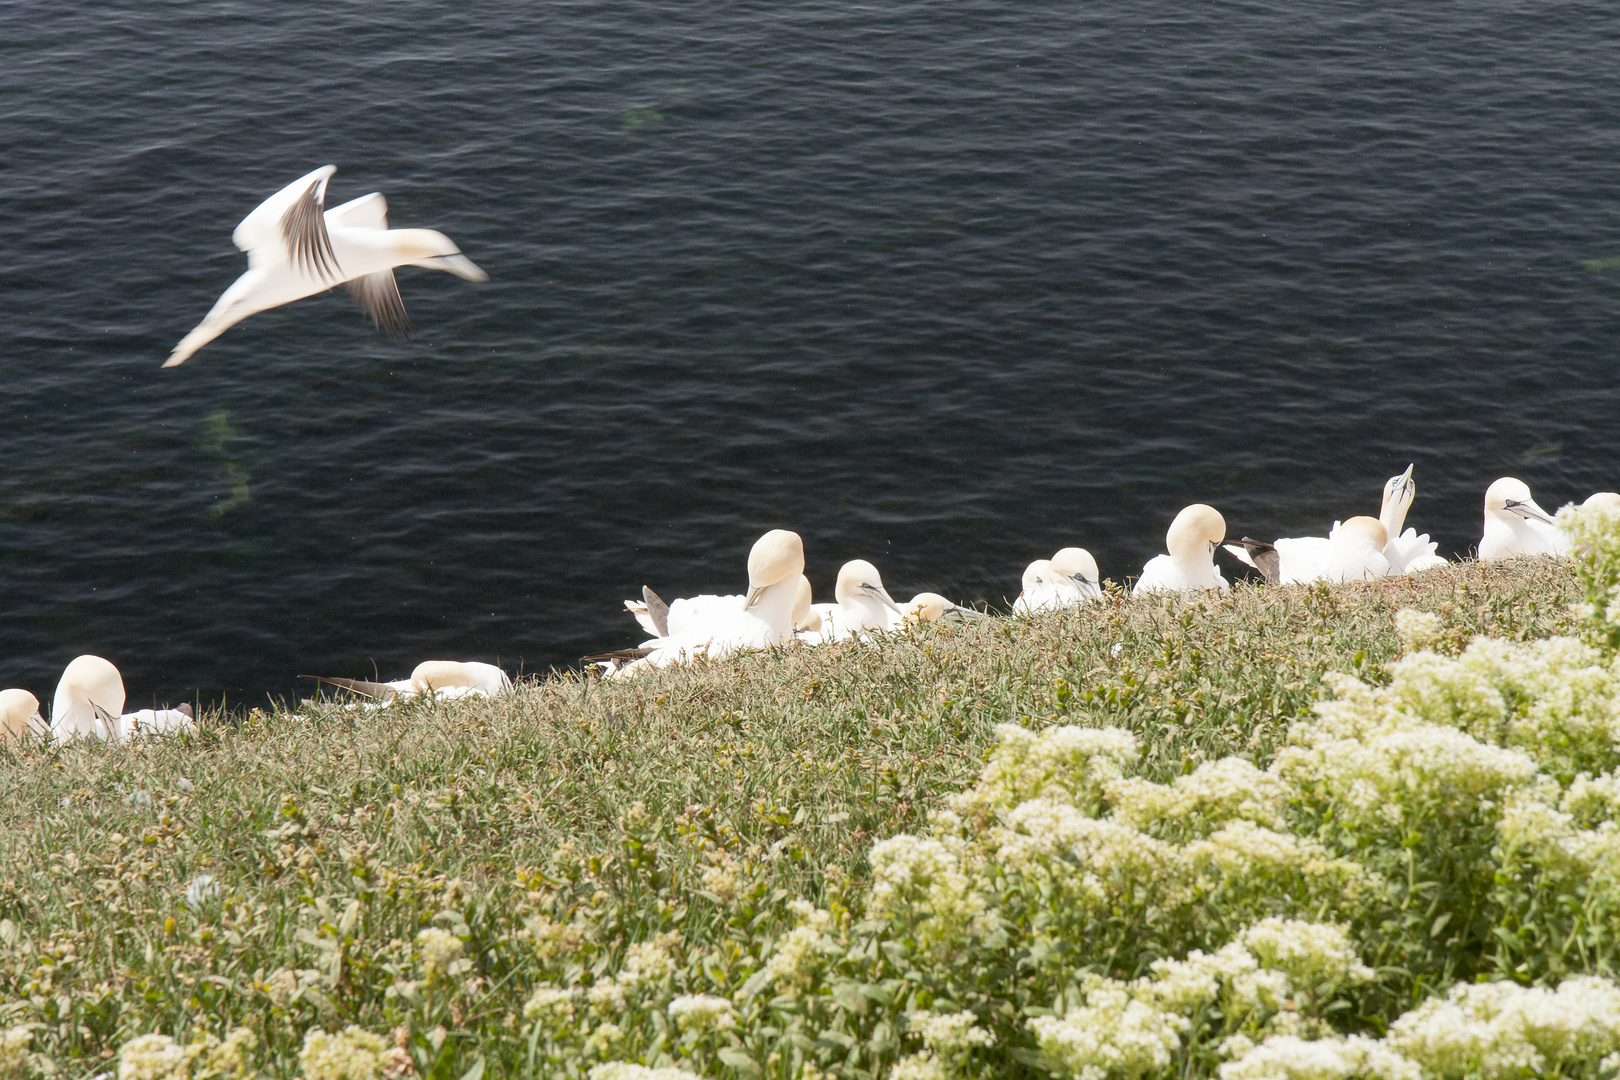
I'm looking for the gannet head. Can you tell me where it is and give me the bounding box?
[1379,464,1416,535]
[1583,491,1620,512]
[52,655,125,741]
[1338,515,1389,550]
[1020,559,1051,593]
[834,559,903,614]
[744,529,806,608]
[0,689,41,744]
[1049,546,1099,588]
[1484,477,1555,524]
[1167,504,1226,562]
[904,593,949,624]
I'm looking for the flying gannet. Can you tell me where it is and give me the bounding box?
[50,656,196,743]
[1134,504,1229,596]
[1479,477,1568,561]
[165,165,487,367]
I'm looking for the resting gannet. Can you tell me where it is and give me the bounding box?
[304,660,512,703]
[1135,505,1229,595]
[1479,478,1568,561]
[51,656,196,743]
[1015,547,1102,613]
[0,689,43,744]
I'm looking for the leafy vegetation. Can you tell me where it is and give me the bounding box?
[0,555,1611,1080]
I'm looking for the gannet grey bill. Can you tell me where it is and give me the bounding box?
[1480,477,1568,561]
[743,530,807,609]
[164,165,488,367]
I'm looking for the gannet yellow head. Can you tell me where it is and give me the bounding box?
[0,689,41,744]
[1339,515,1389,549]
[1167,504,1226,560]
[1021,559,1051,592]
[1583,491,1620,512]
[53,655,126,740]
[745,529,806,608]
[904,593,948,624]
[834,559,903,614]
[1049,546,1099,586]
[1484,477,1554,523]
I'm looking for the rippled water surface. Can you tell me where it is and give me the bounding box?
[3,0,1620,704]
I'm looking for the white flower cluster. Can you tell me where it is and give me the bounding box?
[524,985,579,1023]
[1028,976,1187,1080]
[755,904,834,993]
[1109,757,1291,833]
[617,934,678,987]
[1393,608,1445,653]
[668,994,737,1035]
[1218,975,1620,1080]
[587,1064,702,1080]
[0,1027,29,1080]
[117,1029,257,1080]
[908,1010,994,1053]
[415,927,468,983]
[865,835,986,944]
[949,724,1139,817]
[298,1026,392,1080]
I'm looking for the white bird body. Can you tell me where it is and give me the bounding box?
[50,656,196,743]
[311,659,511,703]
[0,689,44,744]
[1016,547,1102,613]
[166,166,487,367]
[1479,478,1568,561]
[802,560,904,644]
[614,531,805,675]
[1135,504,1229,595]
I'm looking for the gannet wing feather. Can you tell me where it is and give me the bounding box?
[281,178,341,281]
[642,587,671,638]
[345,270,413,341]
[299,675,398,701]
[325,192,389,231]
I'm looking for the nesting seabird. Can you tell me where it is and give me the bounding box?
[1479,478,1568,561]
[50,656,196,743]
[1134,504,1229,595]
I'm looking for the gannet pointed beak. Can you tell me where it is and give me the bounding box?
[1398,463,1415,499]
[860,582,904,615]
[744,586,766,610]
[1505,499,1555,525]
[88,700,116,724]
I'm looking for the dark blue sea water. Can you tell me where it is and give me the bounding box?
[3,0,1619,706]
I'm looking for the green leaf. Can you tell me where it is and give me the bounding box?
[718,1047,761,1078]
[459,1057,486,1080]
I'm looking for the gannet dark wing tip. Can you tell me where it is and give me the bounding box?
[346,270,414,342]
[641,586,670,638]
[280,178,341,281]
[297,675,397,701]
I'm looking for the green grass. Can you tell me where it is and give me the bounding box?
[0,559,1584,1076]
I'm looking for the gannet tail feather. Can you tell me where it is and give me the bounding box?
[346,270,413,341]
[1225,538,1280,586]
[299,675,398,701]
[641,587,670,638]
[281,178,340,281]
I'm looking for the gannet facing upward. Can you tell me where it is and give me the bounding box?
[1479,478,1568,561]
[166,166,488,367]
[607,530,806,675]
[50,656,196,743]
[306,660,512,703]
[1135,504,1229,595]
[1374,465,1441,573]
[0,689,43,744]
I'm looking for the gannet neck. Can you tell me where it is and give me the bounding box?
[792,575,814,629]
[1379,465,1415,539]
[51,655,126,742]
[744,575,800,640]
